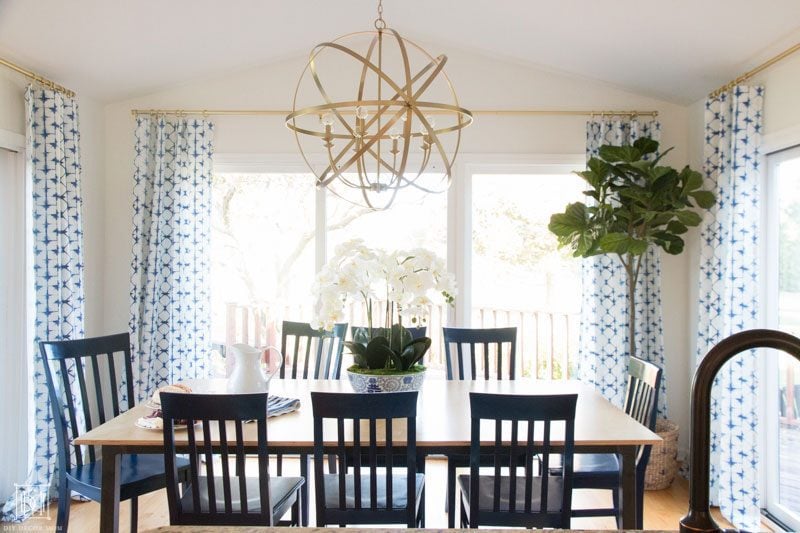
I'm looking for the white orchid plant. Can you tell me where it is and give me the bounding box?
[311,239,456,372]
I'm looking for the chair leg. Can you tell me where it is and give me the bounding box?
[130,496,138,533]
[56,479,70,533]
[291,490,301,526]
[613,485,622,529]
[447,457,457,528]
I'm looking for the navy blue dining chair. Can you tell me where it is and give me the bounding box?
[562,356,662,528]
[458,392,577,529]
[277,320,347,525]
[442,326,517,526]
[311,391,425,527]
[40,333,188,533]
[160,392,303,526]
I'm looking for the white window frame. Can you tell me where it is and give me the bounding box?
[212,152,585,330]
[0,128,31,501]
[457,154,585,326]
[762,134,800,531]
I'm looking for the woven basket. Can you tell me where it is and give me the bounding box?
[644,418,679,490]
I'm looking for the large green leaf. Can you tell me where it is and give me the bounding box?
[548,202,588,237]
[599,145,640,163]
[690,190,716,209]
[633,137,659,156]
[399,337,432,370]
[389,323,413,354]
[364,337,394,369]
[345,341,368,368]
[675,210,702,227]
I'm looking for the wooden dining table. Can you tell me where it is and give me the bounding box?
[74,378,660,532]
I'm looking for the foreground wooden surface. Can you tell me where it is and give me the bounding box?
[145,526,667,533]
[17,458,739,532]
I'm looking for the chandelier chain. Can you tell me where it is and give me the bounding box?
[374,0,386,30]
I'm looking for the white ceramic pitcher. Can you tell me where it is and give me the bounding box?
[227,343,283,393]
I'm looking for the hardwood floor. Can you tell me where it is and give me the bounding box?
[14,458,733,532]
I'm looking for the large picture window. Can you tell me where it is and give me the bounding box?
[210,158,584,376]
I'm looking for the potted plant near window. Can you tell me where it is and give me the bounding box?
[548,137,716,489]
[311,240,456,393]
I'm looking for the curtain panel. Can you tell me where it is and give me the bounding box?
[1,86,86,521]
[578,118,668,417]
[129,117,214,403]
[695,85,764,531]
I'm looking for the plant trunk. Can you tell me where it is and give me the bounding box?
[627,264,636,359]
[621,252,638,360]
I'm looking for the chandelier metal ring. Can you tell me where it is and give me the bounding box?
[287,23,472,210]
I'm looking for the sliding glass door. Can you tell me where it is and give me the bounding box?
[766,146,800,531]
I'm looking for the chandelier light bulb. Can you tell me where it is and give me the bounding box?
[355,106,369,120]
[320,112,335,126]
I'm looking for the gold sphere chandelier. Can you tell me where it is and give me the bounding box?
[286,0,473,210]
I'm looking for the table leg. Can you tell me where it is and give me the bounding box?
[100,446,121,533]
[619,446,637,529]
[300,453,310,526]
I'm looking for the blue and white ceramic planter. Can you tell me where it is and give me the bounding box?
[346,369,426,393]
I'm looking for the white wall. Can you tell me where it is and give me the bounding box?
[101,45,693,442]
[0,68,106,336]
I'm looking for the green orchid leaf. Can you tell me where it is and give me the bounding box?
[389,323,413,354]
[364,336,394,370]
[400,337,432,370]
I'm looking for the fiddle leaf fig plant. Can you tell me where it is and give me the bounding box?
[548,137,715,358]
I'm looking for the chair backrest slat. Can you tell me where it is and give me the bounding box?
[39,333,134,476]
[468,392,577,529]
[161,392,275,525]
[311,391,419,527]
[443,327,517,381]
[281,321,347,380]
[624,356,662,467]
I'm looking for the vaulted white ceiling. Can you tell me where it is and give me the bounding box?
[0,0,799,104]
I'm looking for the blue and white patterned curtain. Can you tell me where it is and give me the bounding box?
[129,116,214,403]
[578,118,668,417]
[1,86,86,521]
[695,86,763,531]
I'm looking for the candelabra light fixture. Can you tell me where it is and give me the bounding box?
[286,0,472,210]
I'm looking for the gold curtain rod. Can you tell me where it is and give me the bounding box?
[0,57,75,99]
[709,41,800,98]
[130,108,658,118]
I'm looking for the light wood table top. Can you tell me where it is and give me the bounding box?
[75,378,660,449]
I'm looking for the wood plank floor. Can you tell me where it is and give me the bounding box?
[15,458,734,532]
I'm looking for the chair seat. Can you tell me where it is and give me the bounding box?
[181,475,304,521]
[323,473,425,510]
[67,454,189,501]
[457,474,564,512]
[548,453,620,485]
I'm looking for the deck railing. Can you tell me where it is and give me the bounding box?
[216,302,579,380]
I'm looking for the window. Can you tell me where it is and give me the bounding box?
[210,172,317,365]
[765,146,800,531]
[470,171,583,378]
[210,157,584,377]
[0,142,30,502]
